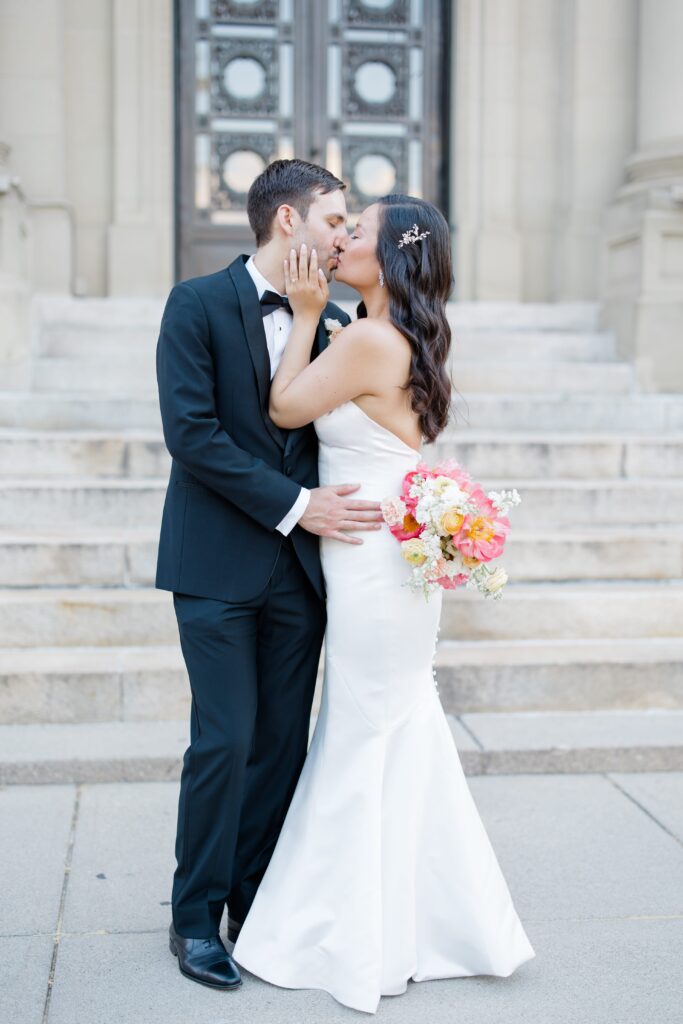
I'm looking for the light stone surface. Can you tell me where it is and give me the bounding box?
[608,771,683,843]
[31,774,683,1024]
[466,774,683,921]
[0,784,75,934]
[62,782,179,934]
[0,934,55,1024]
[462,709,683,751]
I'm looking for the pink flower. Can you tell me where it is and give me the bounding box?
[432,459,473,490]
[454,494,510,561]
[435,573,469,590]
[400,464,433,514]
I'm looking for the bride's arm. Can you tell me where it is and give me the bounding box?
[270,246,388,429]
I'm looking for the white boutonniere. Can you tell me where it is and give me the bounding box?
[324,317,344,341]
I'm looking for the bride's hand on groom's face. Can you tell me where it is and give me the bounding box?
[284,244,329,319]
[299,484,384,545]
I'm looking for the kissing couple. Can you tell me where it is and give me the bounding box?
[156,158,535,1014]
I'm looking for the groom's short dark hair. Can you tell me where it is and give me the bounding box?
[247,159,346,246]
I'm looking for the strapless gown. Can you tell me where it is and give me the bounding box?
[232,400,536,1013]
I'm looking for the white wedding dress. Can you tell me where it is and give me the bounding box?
[233,400,536,1013]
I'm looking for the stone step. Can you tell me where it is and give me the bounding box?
[2,706,680,783]
[35,295,600,341]
[0,429,168,478]
[444,301,602,331]
[440,581,683,641]
[0,582,681,648]
[448,393,683,432]
[41,329,617,362]
[41,327,618,364]
[33,357,158,395]
[0,645,187,724]
[32,354,634,396]
[435,638,683,712]
[1,638,682,726]
[0,478,165,528]
[449,361,635,394]
[0,393,162,430]
[3,391,683,432]
[450,331,617,362]
[0,530,157,586]
[432,432,683,479]
[1,476,681,529]
[2,525,682,587]
[3,429,683,480]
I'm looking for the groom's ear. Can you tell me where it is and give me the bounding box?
[274,203,298,239]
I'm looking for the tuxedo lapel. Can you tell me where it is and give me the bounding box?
[228,255,286,450]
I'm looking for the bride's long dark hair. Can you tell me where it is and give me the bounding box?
[357,194,453,443]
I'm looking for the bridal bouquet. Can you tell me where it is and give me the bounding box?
[381,460,521,599]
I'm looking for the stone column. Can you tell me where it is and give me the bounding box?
[555,0,638,300]
[454,0,522,300]
[106,0,174,296]
[0,0,71,293]
[604,0,683,390]
[0,144,31,389]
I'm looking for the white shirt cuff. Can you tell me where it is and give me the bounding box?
[276,486,311,536]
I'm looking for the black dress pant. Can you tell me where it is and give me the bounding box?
[171,539,326,937]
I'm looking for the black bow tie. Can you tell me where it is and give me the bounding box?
[260,290,292,317]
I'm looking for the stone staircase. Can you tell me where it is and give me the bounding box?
[1,296,683,754]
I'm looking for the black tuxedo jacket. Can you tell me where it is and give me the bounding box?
[155,254,351,603]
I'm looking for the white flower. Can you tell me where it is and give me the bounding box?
[488,488,521,513]
[324,318,344,340]
[484,566,508,593]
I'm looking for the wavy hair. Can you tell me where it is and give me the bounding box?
[358,194,453,443]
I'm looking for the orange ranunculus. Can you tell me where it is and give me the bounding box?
[388,512,423,542]
[403,513,420,533]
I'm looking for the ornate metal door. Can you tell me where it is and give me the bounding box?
[175,0,451,283]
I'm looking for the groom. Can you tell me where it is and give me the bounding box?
[156,159,383,990]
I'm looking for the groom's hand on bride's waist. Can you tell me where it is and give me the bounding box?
[299,484,383,544]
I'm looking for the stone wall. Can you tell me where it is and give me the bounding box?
[0,0,681,387]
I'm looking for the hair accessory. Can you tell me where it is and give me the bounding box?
[397,223,431,249]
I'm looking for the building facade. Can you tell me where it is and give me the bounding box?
[1,0,682,388]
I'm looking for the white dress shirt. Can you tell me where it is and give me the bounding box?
[244,255,311,536]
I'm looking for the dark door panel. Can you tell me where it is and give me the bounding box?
[175,0,450,295]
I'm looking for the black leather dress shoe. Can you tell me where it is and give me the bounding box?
[169,922,242,990]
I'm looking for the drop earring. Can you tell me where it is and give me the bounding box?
[378,269,385,287]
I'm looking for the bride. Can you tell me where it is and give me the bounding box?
[232,194,536,1014]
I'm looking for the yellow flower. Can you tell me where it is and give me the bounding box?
[401,538,428,566]
[441,507,465,535]
[462,555,480,568]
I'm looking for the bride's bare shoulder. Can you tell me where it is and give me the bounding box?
[333,317,411,361]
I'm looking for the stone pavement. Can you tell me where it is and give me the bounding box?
[2,765,682,1024]
[2,708,683,785]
